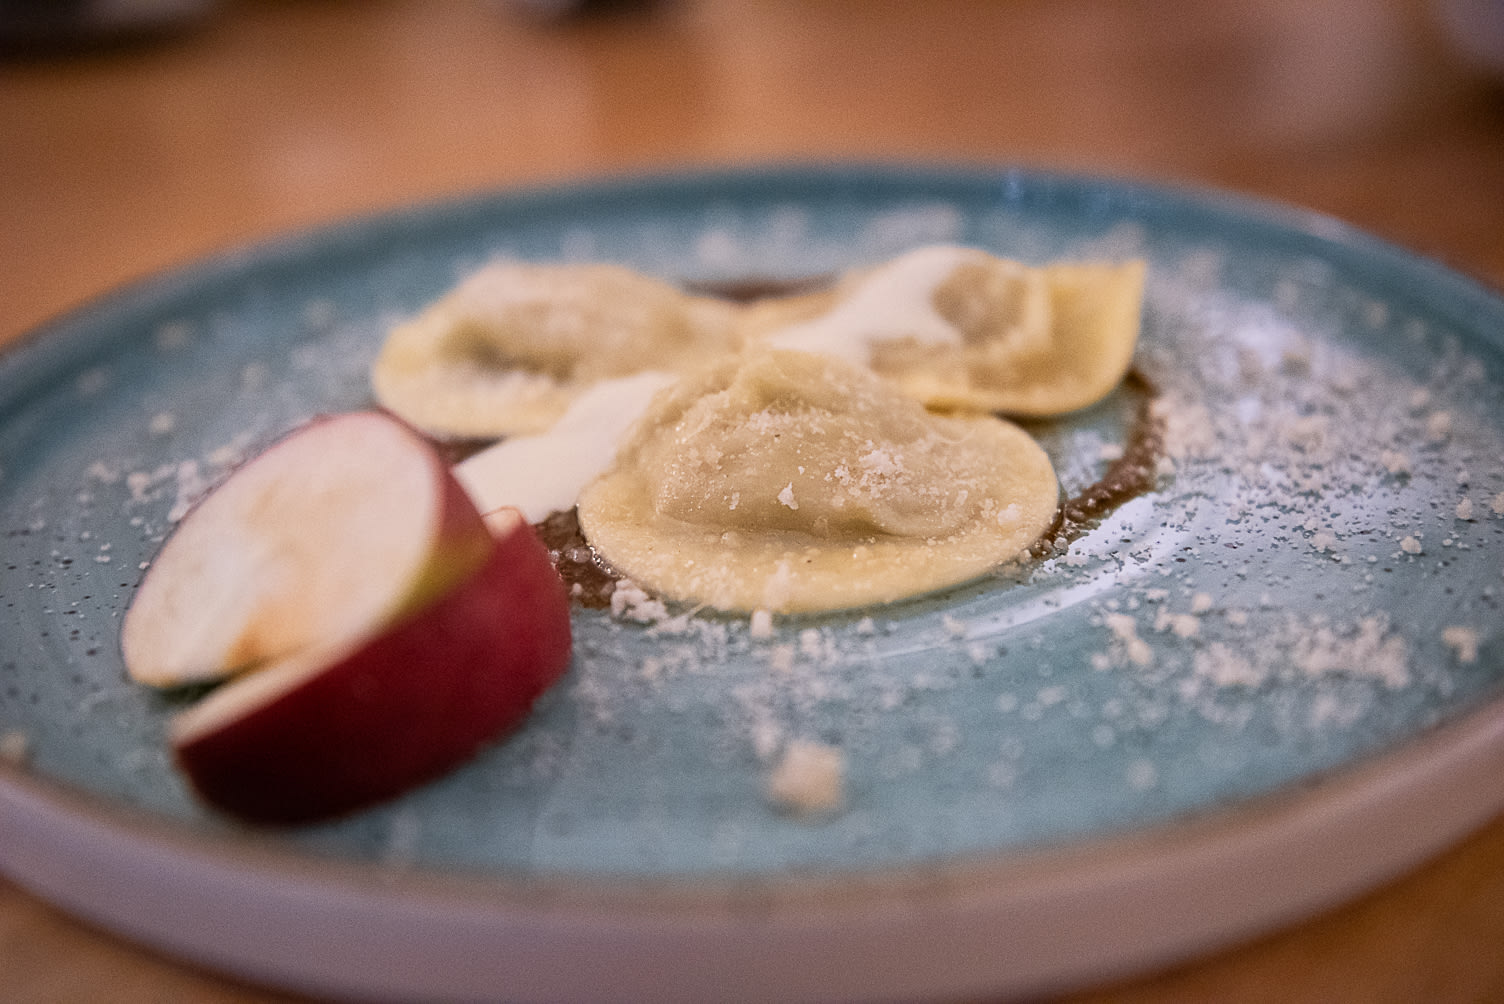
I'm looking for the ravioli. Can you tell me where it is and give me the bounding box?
[372,261,738,439]
[576,348,1060,614]
[738,245,1145,416]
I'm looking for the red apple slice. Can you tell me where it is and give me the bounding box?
[121,412,573,823]
[122,412,497,687]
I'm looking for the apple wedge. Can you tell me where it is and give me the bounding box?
[121,412,573,824]
[122,412,502,688]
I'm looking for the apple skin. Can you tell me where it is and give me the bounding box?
[169,509,573,825]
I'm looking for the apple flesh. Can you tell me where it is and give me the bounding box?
[121,412,573,824]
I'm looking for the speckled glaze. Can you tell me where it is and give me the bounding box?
[2,166,1503,1001]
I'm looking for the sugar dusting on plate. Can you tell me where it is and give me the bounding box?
[550,221,1504,837]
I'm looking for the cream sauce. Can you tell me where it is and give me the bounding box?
[763,245,971,365]
[453,370,675,523]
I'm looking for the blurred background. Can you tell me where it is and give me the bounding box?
[2,0,1502,345]
[2,0,1503,999]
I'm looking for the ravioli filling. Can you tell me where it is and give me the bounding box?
[577,348,1060,613]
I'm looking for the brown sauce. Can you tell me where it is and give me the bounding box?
[1028,369,1164,559]
[683,274,835,303]
[532,508,621,609]
[436,437,495,466]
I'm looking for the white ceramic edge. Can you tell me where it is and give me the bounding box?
[3,692,1504,1003]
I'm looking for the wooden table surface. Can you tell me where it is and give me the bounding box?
[3,1,1503,1000]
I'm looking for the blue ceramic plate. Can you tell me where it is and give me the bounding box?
[3,166,1504,1001]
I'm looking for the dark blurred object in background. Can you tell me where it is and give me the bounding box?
[1434,0,1504,79]
[497,0,659,22]
[0,0,217,53]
